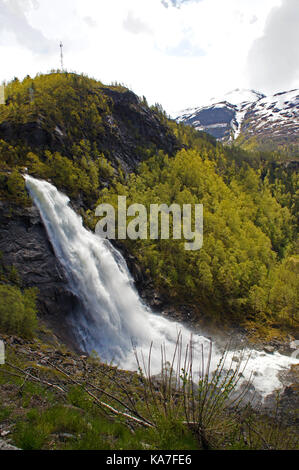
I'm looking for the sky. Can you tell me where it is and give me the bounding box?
[0,0,298,115]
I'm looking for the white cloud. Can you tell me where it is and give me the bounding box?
[0,0,55,54]
[83,16,97,28]
[250,15,258,25]
[161,0,202,8]
[0,0,292,115]
[123,11,153,35]
[247,0,299,93]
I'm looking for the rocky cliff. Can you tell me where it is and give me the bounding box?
[0,201,81,348]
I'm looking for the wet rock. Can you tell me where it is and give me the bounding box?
[264,346,275,354]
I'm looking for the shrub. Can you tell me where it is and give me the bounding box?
[0,284,38,338]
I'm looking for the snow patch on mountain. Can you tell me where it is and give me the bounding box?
[176,88,299,143]
[209,89,265,107]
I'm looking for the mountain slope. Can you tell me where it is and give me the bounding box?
[0,73,297,340]
[0,73,180,176]
[176,88,299,154]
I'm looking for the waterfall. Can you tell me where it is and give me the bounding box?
[25,175,298,397]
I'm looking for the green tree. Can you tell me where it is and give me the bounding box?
[0,285,38,338]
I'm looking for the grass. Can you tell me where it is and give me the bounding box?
[0,333,298,451]
[12,400,199,451]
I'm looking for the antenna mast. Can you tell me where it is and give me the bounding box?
[60,42,64,71]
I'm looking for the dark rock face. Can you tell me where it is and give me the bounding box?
[0,118,65,152]
[0,87,181,174]
[95,88,181,173]
[0,201,81,348]
[180,105,235,140]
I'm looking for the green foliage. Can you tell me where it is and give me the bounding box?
[238,134,299,158]
[13,402,149,451]
[145,418,198,450]
[264,162,299,219]
[0,254,22,286]
[0,169,30,206]
[98,148,297,328]
[0,405,11,422]
[67,386,94,412]
[7,170,25,196]
[0,139,19,166]
[266,256,299,327]
[230,166,295,257]
[1,73,108,140]
[0,76,123,207]
[0,72,297,332]
[14,420,48,450]
[0,284,38,338]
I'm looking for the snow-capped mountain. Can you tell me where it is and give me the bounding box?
[176,88,299,148]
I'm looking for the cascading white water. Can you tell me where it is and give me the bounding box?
[25,175,298,397]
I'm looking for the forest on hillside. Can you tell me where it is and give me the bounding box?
[0,73,298,338]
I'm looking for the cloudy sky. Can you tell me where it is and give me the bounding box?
[0,0,298,114]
